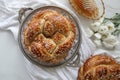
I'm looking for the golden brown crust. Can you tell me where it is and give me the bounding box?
[78,55,120,80]
[83,55,117,74]
[69,0,99,19]
[24,9,76,64]
[52,32,66,44]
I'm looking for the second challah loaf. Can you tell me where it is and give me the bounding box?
[78,54,120,80]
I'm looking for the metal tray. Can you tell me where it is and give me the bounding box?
[18,6,82,67]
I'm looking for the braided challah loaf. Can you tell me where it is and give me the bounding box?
[24,9,76,64]
[78,55,120,80]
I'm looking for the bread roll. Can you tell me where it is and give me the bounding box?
[69,0,99,19]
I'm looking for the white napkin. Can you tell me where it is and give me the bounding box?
[0,0,119,80]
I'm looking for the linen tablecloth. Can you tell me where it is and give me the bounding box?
[0,0,119,80]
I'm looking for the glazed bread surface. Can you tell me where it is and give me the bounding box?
[78,55,120,80]
[24,9,76,64]
[69,0,99,19]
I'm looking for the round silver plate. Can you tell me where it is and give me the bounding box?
[18,6,81,67]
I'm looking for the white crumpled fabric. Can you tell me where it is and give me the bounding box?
[0,0,120,80]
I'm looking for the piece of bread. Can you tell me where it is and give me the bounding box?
[69,0,99,19]
[78,54,120,80]
[24,9,76,64]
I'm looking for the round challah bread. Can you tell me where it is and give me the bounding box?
[78,55,120,80]
[24,9,76,64]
